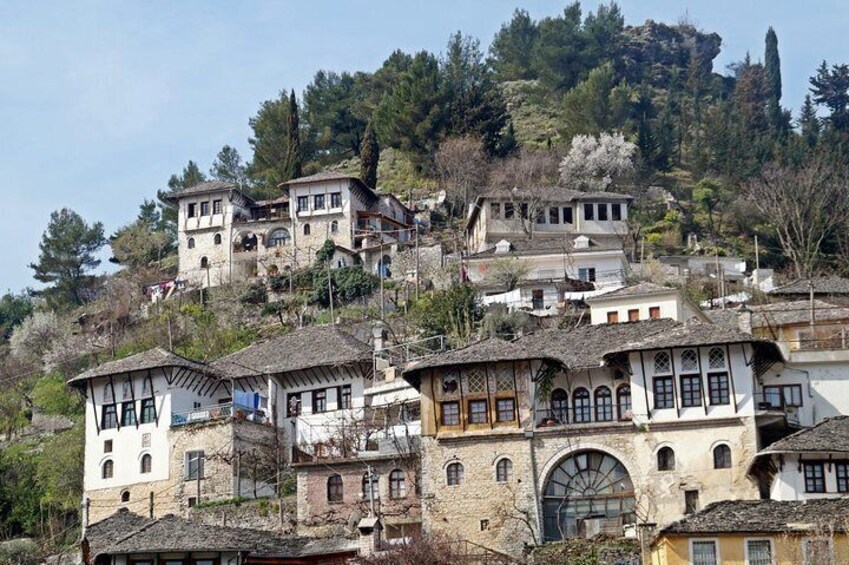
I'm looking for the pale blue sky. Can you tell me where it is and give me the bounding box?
[1,0,844,293]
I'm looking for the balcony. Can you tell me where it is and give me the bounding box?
[171,403,268,427]
[535,407,632,428]
[233,209,290,224]
[753,394,801,427]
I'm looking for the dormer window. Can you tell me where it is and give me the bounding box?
[494,240,511,255]
[574,236,590,249]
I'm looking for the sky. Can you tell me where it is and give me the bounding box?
[0,0,846,294]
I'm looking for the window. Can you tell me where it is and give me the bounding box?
[549,206,560,224]
[837,463,849,493]
[573,388,591,423]
[303,224,311,236]
[469,400,488,424]
[690,540,716,564]
[214,233,222,245]
[685,490,700,514]
[535,208,546,224]
[213,199,222,214]
[446,462,464,486]
[613,386,631,421]
[140,454,152,474]
[104,440,113,453]
[297,196,309,212]
[268,228,290,247]
[330,192,342,208]
[654,351,671,374]
[532,289,544,310]
[327,474,343,502]
[679,349,698,372]
[102,460,114,479]
[330,220,338,234]
[200,256,208,269]
[496,398,515,422]
[551,389,568,423]
[611,203,622,221]
[607,311,619,324]
[441,402,460,426]
[313,389,327,413]
[713,445,732,469]
[187,237,195,249]
[763,384,803,408]
[597,204,608,221]
[680,375,702,407]
[121,401,137,426]
[186,451,205,480]
[187,203,196,218]
[287,393,302,417]
[653,377,674,409]
[595,387,613,421]
[708,374,730,405]
[121,491,130,503]
[746,539,773,565]
[628,309,639,322]
[314,194,325,210]
[520,203,528,219]
[563,206,573,224]
[496,459,513,482]
[389,469,406,499]
[504,202,514,219]
[362,472,378,500]
[578,267,596,282]
[649,306,661,319]
[708,347,726,369]
[804,462,826,493]
[140,398,156,424]
[200,201,210,216]
[584,203,594,220]
[102,404,118,429]
[657,447,675,471]
[339,385,351,409]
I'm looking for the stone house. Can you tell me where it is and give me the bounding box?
[586,282,708,325]
[767,275,849,307]
[402,319,786,558]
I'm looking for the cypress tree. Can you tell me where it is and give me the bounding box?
[284,89,302,181]
[360,120,379,189]
[765,27,783,133]
[799,94,821,147]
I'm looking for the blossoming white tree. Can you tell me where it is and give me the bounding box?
[559,132,636,192]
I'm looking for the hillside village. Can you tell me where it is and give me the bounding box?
[5,2,849,565]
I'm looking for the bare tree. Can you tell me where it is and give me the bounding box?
[485,258,532,291]
[746,158,849,279]
[435,136,488,217]
[488,149,561,238]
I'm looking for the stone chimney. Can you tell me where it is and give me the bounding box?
[357,517,382,558]
[737,304,753,335]
[373,322,387,352]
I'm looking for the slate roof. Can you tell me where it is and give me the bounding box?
[164,181,242,201]
[68,348,219,385]
[770,276,849,295]
[468,234,625,259]
[749,299,849,327]
[702,309,741,330]
[759,416,849,455]
[660,499,849,535]
[279,171,378,203]
[212,325,373,378]
[585,282,677,301]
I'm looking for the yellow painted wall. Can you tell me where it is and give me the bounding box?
[653,533,849,565]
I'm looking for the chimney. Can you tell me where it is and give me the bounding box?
[357,517,382,557]
[737,304,753,335]
[372,322,387,352]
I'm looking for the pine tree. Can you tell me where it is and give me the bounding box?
[210,145,248,187]
[810,60,849,132]
[765,27,784,134]
[489,9,538,81]
[799,94,821,147]
[497,121,519,157]
[360,120,379,188]
[284,89,303,181]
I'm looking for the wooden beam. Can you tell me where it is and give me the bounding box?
[89,379,101,435]
[727,344,738,414]
[696,347,708,416]
[639,351,651,420]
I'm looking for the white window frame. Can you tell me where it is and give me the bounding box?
[744,538,774,565]
[689,538,721,565]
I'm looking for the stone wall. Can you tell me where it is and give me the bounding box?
[188,497,297,534]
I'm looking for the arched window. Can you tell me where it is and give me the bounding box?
[200,257,209,269]
[140,454,152,474]
[654,351,671,374]
[713,445,732,469]
[268,228,291,247]
[121,491,130,503]
[573,388,591,423]
[327,474,343,502]
[709,347,726,369]
[214,233,222,245]
[681,349,698,372]
[446,462,464,486]
[187,237,195,249]
[594,387,613,421]
[551,389,568,423]
[303,224,311,236]
[657,447,675,471]
[102,460,114,479]
[330,220,339,234]
[389,469,406,499]
[617,385,632,420]
[496,458,513,483]
[362,472,378,501]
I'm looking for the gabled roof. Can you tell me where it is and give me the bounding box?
[750,299,849,327]
[468,234,625,259]
[585,282,677,301]
[769,276,849,295]
[758,416,849,455]
[67,348,220,385]
[279,171,379,204]
[660,499,849,535]
[212,325,373,378]
[163,181,249,203]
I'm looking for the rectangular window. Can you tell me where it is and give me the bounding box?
[441,402,460,426]
[200,201,210,216]
[746,539,773,565]
[653,377,674,409]
[121,401,137,426]
[104,440,113,453]
[563,207,573,224]
[685,490,700,515]
[763,384,803,408]
[330,192,342,208]
[611,203,622,221]
[297,196,309,213]
[186,450,205,480]
[837,463,849,493]
[805,462,826,493]
[496,399,515,422]
[339,385,352,410]
[690,539,716,564]
[597,204,608,221]
[212,199,222,214]
[532,289,544,310]
[607,311,619,324]
[312,389,327,413]
[314,194,325,209]
[549,207,560,224]
[102,404,118,429]
[680,375,702,407]
[628,309,639,322]
[578,268,596,282]
[287,393,302,417]
[649,306,661,319]
[535,208,546,224]
[490,202,501,219]
[520,203,529,219]
[584,203,594,220]
[708,373,730,405]
[504,202,514,219]
[468,400,488,424]
[140,398,156,424]
[187,203,196,218]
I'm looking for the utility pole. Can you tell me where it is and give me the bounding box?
[379,239,385,317]
[327,258,335,324]
[414,224,420,301]
[367,464,376,516]
[640,236,645,264]
[810,280,816,329]
[754,235,760,271]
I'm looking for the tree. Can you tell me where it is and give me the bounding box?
[559,132,636,191]
[110,199,174,270]
[284,89,303,181]
[581,1,625,70]
[157,161,207,234]
[692,178,731,239]
[435,136,488,216]
[560,63,632,138]
[489,9,538,81]
[0,292,32,342]
[764,27,783,133]
[810,61,849,132]
[411,283,483,346]
[798,94,821,148]
[210,145,248,187]
[488,148,561,238]
[360,120,379,189]
[303,70,368,158]
[29,209,106,308]
[485,258,532,291]
[531,3,586,91]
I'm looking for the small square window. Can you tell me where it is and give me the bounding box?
[628,309,639,322]
[142,433,151,448]
[649,306,661,319]
[496,399,515,422]
[607,311,619,324]
[469,400,488,424]
[441,402,460,426]
[104,440,113,453]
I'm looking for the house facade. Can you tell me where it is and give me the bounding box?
[586,282,707,325]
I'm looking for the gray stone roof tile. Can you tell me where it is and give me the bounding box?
[760,416,849,454]
[68,348,220,385]
[586,282,677,301]
[770,276,849,295]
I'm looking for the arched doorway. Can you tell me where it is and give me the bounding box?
[542,450,635,541]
